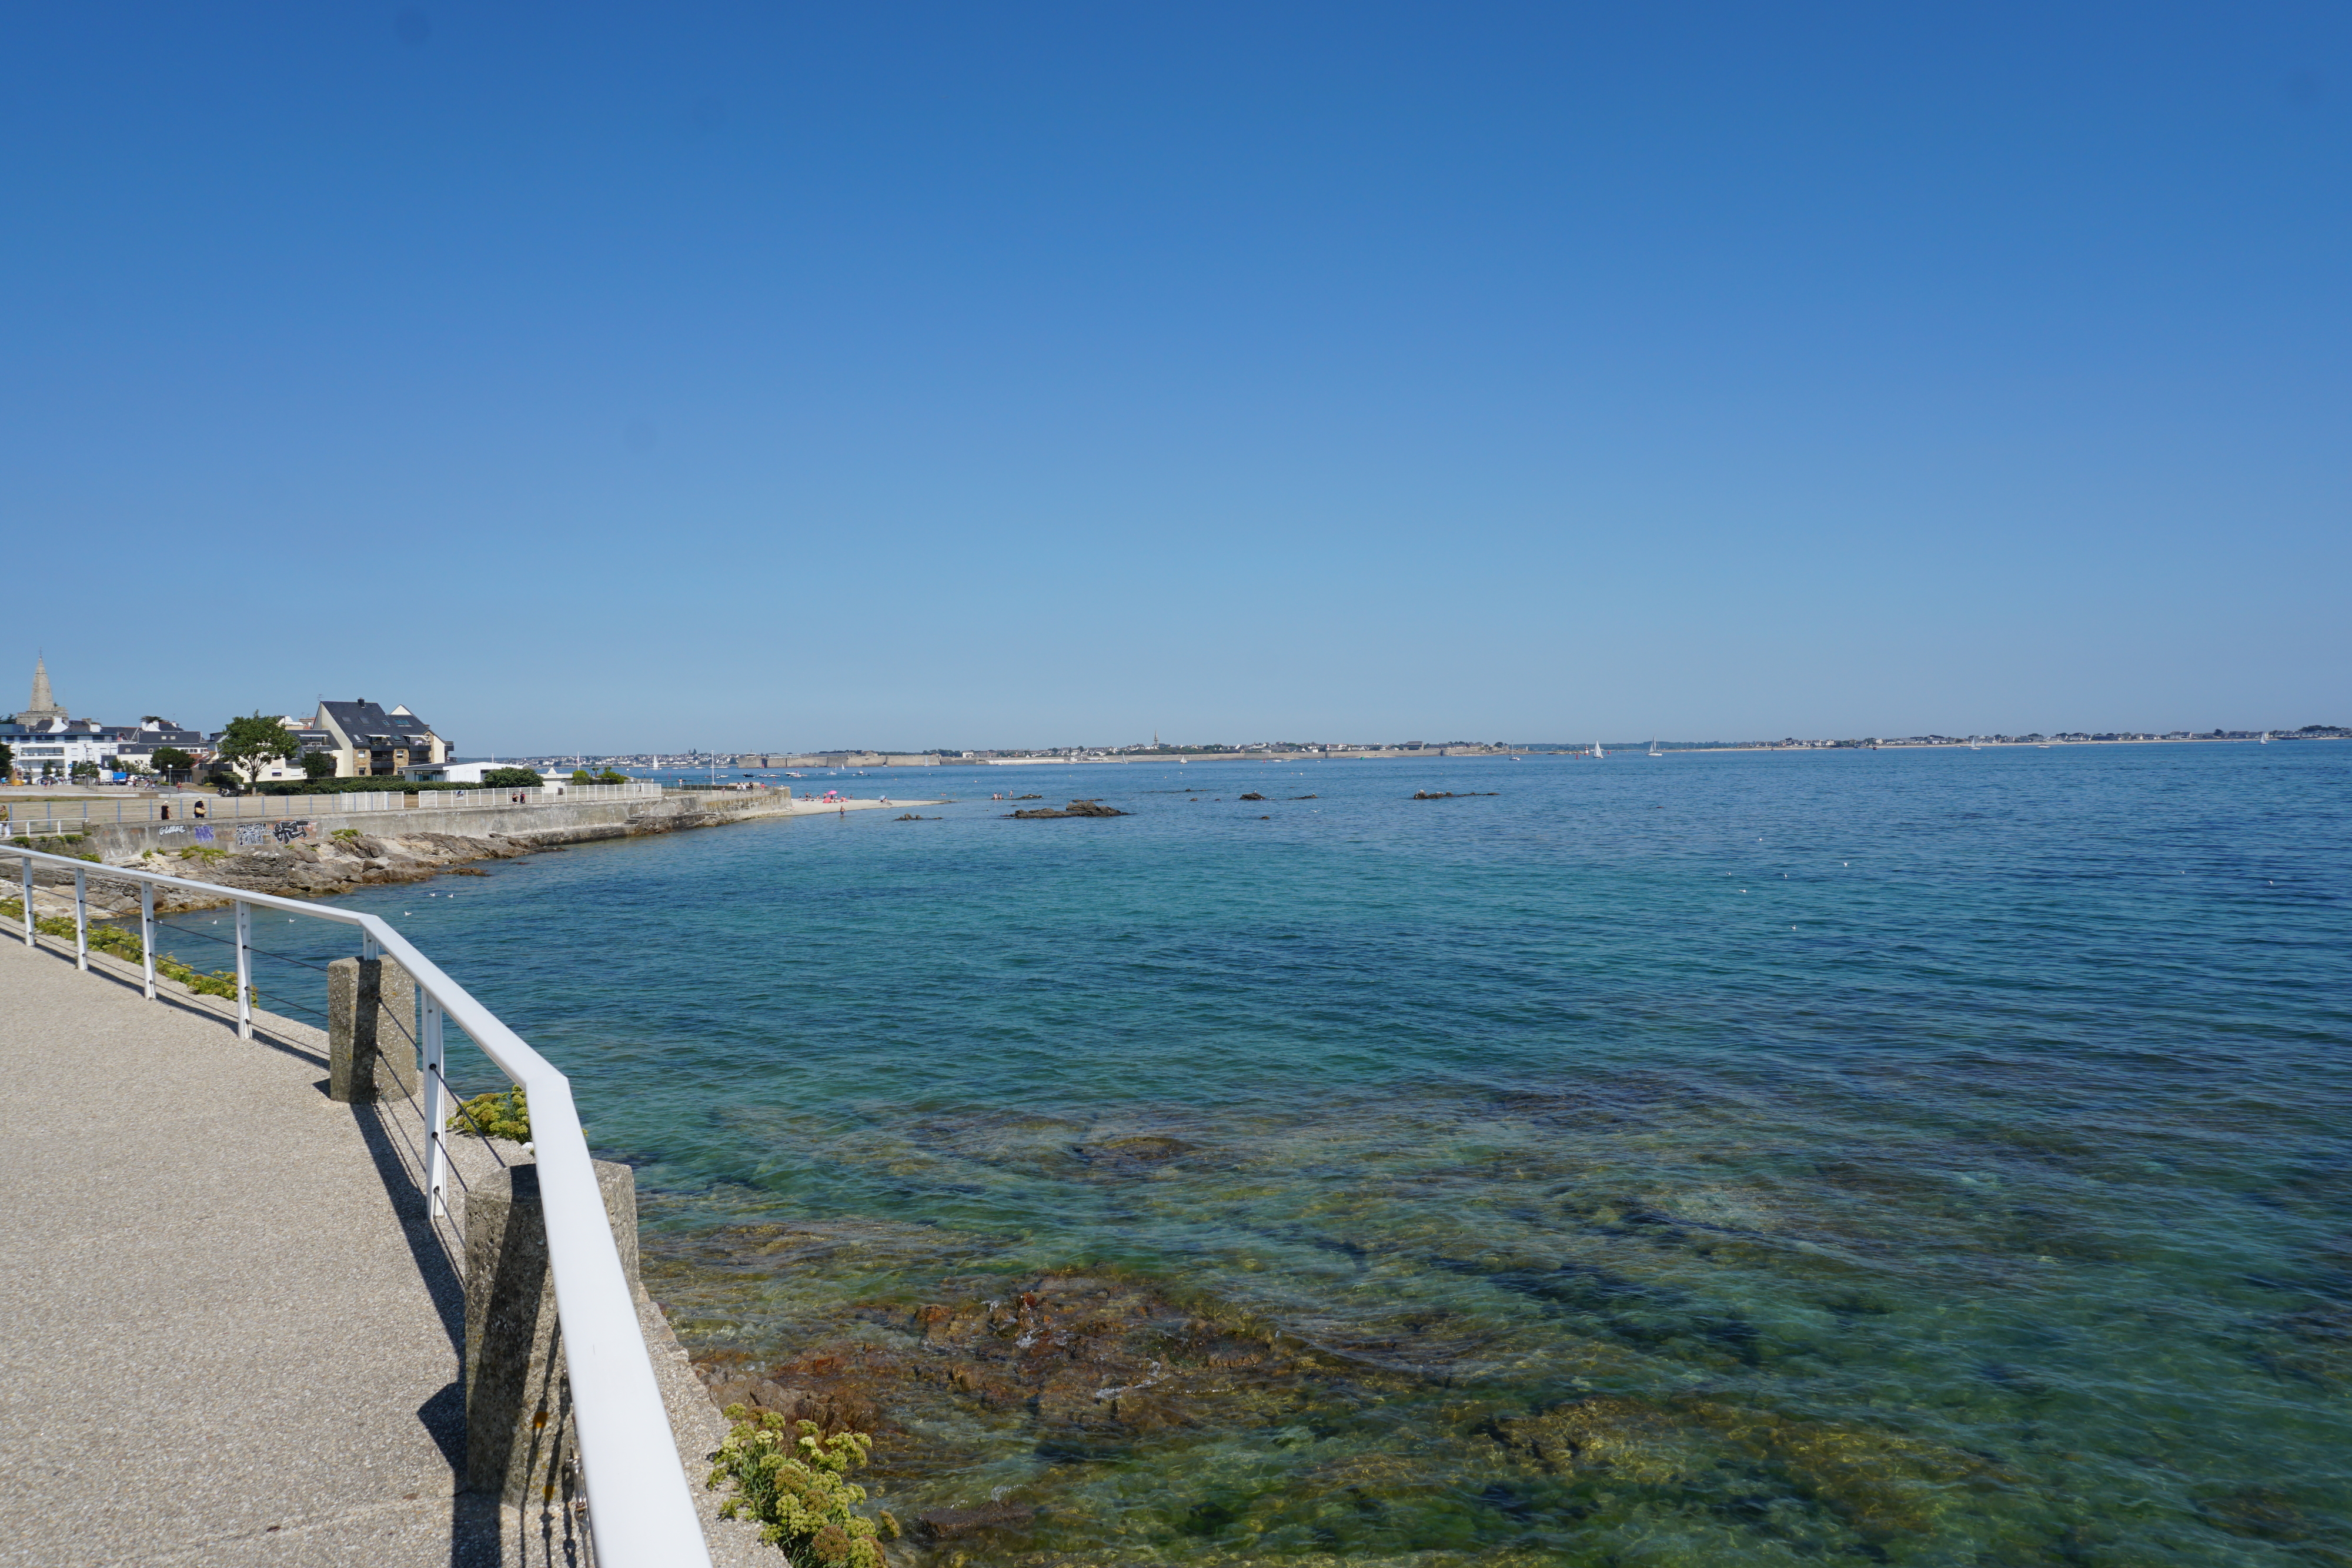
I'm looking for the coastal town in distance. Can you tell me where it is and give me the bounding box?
[2,655,2343,787]
[527,726,2350,776]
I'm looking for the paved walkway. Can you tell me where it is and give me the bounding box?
[0,929,760,1566]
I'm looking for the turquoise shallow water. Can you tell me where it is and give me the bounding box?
[220,746,2350,1564]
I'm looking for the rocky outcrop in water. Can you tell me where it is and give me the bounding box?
[1007,800,1129,819]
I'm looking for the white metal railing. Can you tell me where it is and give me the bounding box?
[414,781,662,809]
[0,779,663,837]
[1,842,710,1568]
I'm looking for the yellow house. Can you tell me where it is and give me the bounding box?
[309,699,452,778]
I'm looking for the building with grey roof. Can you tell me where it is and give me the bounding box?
[310,700,450,777]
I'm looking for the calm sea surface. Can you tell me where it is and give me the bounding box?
[220,745,2351,1564]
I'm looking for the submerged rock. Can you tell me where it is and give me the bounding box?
[1073,1134,1197,1168]
[1499,1396,1709,1486]
[917,1502,1035,1540]
[2198,1486,2317,1542]
[1501,1393,2009,1536]
[693,1271,1342,1459]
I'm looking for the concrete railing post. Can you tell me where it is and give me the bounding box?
[463,1160,640,1506]
[326,955,422,1102]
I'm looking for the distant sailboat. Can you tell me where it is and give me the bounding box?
[1648,738,1662,757]
[1592,741,1605,758]
[2260,731,2271,744]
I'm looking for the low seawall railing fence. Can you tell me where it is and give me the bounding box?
[0,779,663,838]
[1,842,711,1568]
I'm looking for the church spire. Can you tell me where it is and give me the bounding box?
[22,656,64,722]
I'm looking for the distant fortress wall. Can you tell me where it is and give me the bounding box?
[731,753,940,767]
[724,748,1528,767]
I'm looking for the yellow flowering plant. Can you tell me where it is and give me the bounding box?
[447,1085,530,1142]
[708,1412,898,1567]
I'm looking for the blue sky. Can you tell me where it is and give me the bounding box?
[5,4,2345,751]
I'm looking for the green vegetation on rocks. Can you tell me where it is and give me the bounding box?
[707,1412,896,1567]
[159,954,243,998]
[0,898,243,997]
[448,1085,530,1142]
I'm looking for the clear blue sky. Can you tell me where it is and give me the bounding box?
[5,4,2346,752]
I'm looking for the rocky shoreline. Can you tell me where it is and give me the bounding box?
[18,828,543,921]
[5,787,867,922]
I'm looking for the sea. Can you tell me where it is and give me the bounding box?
[177,744,2351,1565]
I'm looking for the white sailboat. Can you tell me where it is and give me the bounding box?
[1648,738,1662,757]
[2260,731,2271,744]
[1592,741,1605,758]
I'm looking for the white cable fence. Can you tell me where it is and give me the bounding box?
[1,842,712,1568]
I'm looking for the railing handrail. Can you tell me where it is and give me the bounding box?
[1,842,711,1567]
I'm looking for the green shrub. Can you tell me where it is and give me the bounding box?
[0,898,242,997]
[447,1085,530,1142]
[0,898,66,935]
[88,924,143,962]
[707,1413,895,1567]
[160,955,243,998]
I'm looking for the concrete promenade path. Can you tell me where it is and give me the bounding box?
[0,928,760,1567]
